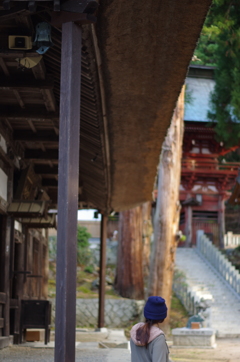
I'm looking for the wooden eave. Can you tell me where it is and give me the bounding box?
[7,200,48,217]
[20,213,56,228]
[0,1,110,211]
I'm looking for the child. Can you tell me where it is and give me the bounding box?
[130,296,169,362]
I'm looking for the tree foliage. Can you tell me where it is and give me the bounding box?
[193,0,240,146]
[77,226,92,266]
[77,225,91,248]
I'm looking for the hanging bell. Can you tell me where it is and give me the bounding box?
[33,22,53,55]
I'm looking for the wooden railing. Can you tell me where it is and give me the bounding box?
[182,159,239,173]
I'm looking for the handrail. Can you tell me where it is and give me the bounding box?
[196,230,240,297]
[224,232,240,248]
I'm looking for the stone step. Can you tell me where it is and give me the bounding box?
[175,248,240,337]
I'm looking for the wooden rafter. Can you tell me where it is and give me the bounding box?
[13,130,58,142]
[0,106,58,120]
[0,77,54,89]
[25,149,58,160]
[34,164,58,174]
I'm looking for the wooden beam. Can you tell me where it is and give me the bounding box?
[54,22,82,362]
[51,11,96,27]
[14,130,58,143]
[13,89,25,108]
[2,214,14,337]
[0,293,6,304]
[25,149,58,160]
[32,60,57,113]
[27,120,36,133]
[0,318,4,328]
[0,77,54,90]
[0,106,59,120]
[0,58,25,108]
[34,164,58,175]
[42,178,58,187]
[0,51,41,58]
[0,6,30,22]
[46,189,58,204]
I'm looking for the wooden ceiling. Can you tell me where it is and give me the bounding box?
[0,2,109,210]
[0,0,212,213]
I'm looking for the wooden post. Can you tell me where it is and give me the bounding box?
[218,194,226,249]
[185,206,192,247]
[98,214,107,328]
[2,216,12,337]
[3,167,14,338]
[14,230,25,299]
[54,22,82,362]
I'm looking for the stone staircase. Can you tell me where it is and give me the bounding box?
[175,247,240,337]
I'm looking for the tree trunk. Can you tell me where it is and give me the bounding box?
[142,202,153,283]
[148,87,185,326]
[115,206,144,299]
[185,205,192,247]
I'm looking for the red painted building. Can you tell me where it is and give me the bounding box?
[179,66,240,247]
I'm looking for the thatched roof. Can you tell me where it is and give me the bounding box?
[97,0,212,210]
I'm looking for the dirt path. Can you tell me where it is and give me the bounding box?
[170,338,240,362]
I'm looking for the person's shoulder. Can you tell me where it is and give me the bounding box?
[150,334,167,347]
[150,334,169,353]
[151,334,166,342]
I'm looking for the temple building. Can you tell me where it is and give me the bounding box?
[0,0,212,353]
[179,65,240,247]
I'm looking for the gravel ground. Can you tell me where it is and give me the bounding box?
[1,339,240,362]
[0,346,131,362]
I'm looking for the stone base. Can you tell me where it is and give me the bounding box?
[95,327,108,333]
[99,341,130,349]
[172,328,216,349]
[0,336,13,349]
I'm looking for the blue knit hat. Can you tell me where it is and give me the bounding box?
[144,296,167,320]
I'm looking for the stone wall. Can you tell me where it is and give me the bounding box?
[50,298,144,328]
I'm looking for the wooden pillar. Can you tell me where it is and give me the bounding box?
[218,194,226,249]
[185,206,192,247]
[2,216,13,337]
[27,232,33,298]
[98,214,107,328]
[42,230,49,299]
[3,168,14,338]
[54,22,82,362]
[14,231,25,299]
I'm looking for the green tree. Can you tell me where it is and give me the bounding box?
[77,226,92,266]
[193,0,240,146]
[77,225,91,248]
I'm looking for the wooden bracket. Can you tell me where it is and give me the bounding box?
[51,11,96,27]
[3,0,60,12]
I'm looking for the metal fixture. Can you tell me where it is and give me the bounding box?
[33,22,53,54]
